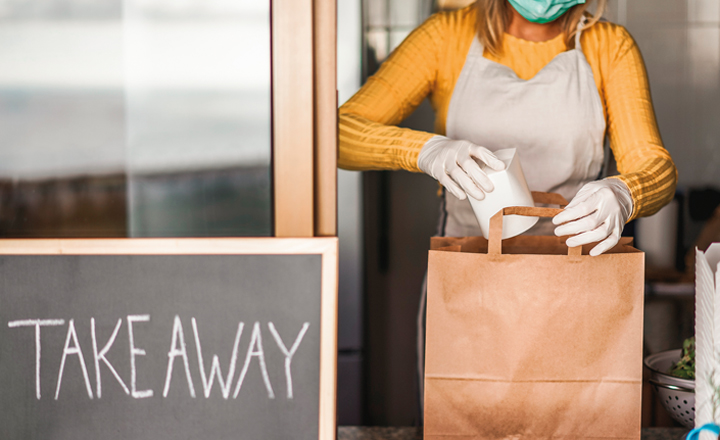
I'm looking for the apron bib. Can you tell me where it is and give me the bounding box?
[440,19,606,237]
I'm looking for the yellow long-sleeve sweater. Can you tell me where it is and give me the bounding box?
[338,5,677,220]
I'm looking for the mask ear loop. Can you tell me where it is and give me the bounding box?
[575,15,587,50]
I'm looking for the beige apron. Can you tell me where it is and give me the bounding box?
[442,18,606,237]
[418,18,607,410]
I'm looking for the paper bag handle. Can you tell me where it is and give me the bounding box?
[488,192,582,257]
[531,191,569,207]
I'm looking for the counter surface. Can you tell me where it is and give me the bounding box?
[337,427,689,440]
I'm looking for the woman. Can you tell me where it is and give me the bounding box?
[339,0,678,411]
[339,0,677,255]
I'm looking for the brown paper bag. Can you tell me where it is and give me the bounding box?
[424,192,645,440]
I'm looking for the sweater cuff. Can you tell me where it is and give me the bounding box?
[405,132,440,172]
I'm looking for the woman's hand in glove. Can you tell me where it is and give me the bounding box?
[552,179,634,256]
[417,136,505,200]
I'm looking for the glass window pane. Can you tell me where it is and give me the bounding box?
[0,0,272,238]
[366,0,388,27]
[366,28,390,62]
[364,0,432,72]
[125,0,271,237]
[390,0,419,27]
[0,0,126,237]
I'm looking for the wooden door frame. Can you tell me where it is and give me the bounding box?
[270,2,338,437]
[273,0,337,238]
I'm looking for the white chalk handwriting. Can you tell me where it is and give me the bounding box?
[7,316,311,401]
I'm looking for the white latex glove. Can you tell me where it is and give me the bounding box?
[417,135,505,200]
[552,179,634,257]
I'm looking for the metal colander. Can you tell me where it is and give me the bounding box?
[644,349,695,429]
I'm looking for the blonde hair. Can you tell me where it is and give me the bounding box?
[477,0,607,55]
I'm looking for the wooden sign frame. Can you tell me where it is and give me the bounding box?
[0,237,338,440]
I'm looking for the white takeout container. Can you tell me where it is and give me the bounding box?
[467,148,538,240]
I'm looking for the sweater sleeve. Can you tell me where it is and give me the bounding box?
[338,14,446,172]
[603,27,678,221]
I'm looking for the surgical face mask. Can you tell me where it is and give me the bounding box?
[507,0,586,24]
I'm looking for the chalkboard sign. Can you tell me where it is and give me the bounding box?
[0,238,337,440]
